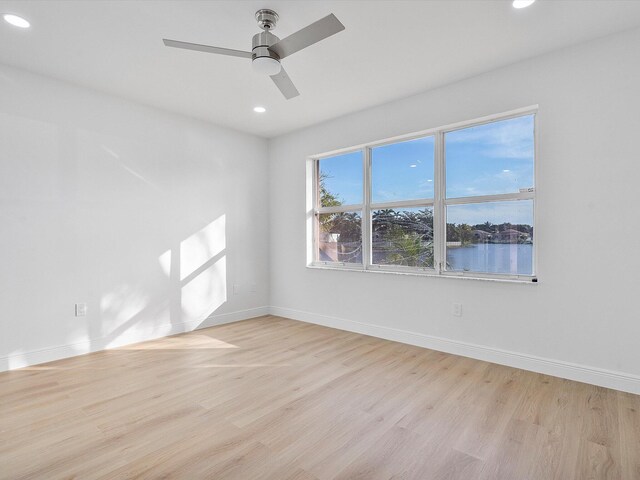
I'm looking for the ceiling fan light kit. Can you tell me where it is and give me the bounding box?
[251,11,282,76]
[163,8,345,99]
[252,56,281,76]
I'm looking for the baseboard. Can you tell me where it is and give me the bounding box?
[269,306,640,395]
[190,306,271,331]
[0,306,270,372]
[4,304,639,395]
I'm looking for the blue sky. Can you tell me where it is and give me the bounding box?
[319,151,363,206]
[372,137,434,202]
[319,115,534,225]
[446,115,534,199]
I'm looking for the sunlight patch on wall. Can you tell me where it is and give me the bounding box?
[101,145,120,159]
[100,284,151,333]
[159,249,171,276]
[107,323,175,350]
[180,215,226,280]
[181,256,227,324]
[101,144,162,191]
[7,350,26,370]
[99,284,173,350]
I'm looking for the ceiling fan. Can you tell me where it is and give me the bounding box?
[163,9,345,100]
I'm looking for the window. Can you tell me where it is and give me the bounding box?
[311,108,537,281]
[316,151,363,265]
[444,115,535,277]
[371,137,435,269]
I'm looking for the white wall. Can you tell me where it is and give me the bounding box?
[0,64,269,369]
[2,27,639,393]
[268,28,640,393]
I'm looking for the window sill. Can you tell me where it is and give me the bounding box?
[307,264,538,284]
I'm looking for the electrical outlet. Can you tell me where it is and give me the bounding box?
[233,284,240,295]
[250,283,257,293]
[75,303,87,317]
[452,303,462,317]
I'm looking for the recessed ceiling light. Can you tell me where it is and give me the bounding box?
[503,169,511,173]
[410,164,417,168]
[3,14,30,28]
[512,0,535,9]
[253,106,266,113]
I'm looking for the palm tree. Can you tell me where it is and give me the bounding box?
[375,209,434,267]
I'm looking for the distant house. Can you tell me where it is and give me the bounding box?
[319,232,339,261]
[472,230,492,242]
[491,229,531,244]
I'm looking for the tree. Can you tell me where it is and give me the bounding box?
[317,174,362,262]
[372,209,434,267]
[372,209,396,236]
[319,172,342,208]
[447,223,476,245]
[318,172,343,232]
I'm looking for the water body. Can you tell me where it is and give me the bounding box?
[447,243,533,275]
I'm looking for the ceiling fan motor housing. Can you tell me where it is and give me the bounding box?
[252,30,280,62]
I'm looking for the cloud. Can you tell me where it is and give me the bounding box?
[446,115,534,160]
[446,164,533,198]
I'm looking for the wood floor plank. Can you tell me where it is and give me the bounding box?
[1,315,639,479]
[618,391,640,479]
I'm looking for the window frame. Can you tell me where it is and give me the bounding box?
[309,106,538,282]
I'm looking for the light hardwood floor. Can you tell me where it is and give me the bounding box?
[1,315,639,479]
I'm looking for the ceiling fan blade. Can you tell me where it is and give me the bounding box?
[268,14,345,59]
[270,67,300,100]
[163,39,252,59]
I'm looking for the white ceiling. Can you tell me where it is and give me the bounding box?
[1,1,640,138]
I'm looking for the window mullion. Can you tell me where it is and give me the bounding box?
[445,192,534,205]
[363,147,372,270]
[316,204,363,214]
[313,159,319,263]
[370,199,434,210]
[434,130,446,274]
